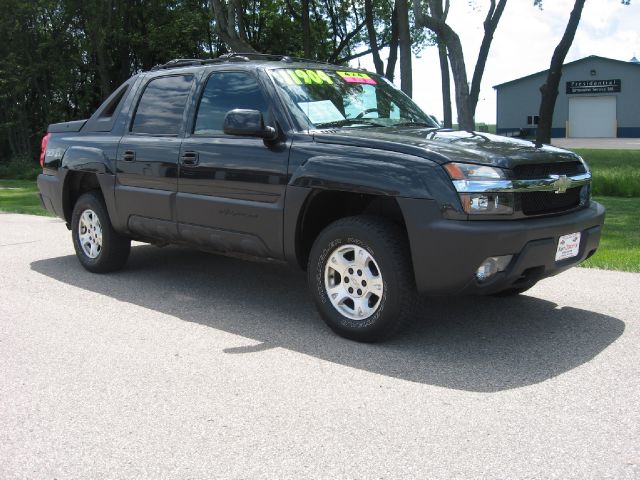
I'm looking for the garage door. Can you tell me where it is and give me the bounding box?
[568,96,616,138]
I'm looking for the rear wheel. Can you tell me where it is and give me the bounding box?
[71,191,130,273]
[308,216,416,342]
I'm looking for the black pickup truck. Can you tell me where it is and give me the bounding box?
[37,53,605,341]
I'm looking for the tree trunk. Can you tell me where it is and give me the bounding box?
[437,37,452,127]
[302,0,311,58]
[396,0,412,97]
[536,0,586,145]
[233,0,248,43]
[210,0,257,52]
[469,0,507,113]
[413,0,508,131]
[413,1,473,128]
[445,33,473,130]
[385,4,399,81]
[365,0,384,75]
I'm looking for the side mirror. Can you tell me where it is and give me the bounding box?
[223,109,277,140]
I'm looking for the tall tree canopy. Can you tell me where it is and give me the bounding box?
[1,0,425,163]
[3,0,621,165]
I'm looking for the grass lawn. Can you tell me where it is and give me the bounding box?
[573,149,640,197]
[0,179,53,216]
[582,196,640,272]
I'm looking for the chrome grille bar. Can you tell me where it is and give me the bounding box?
[452,172,591,194]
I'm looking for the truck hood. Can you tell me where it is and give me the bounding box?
[312,127,581,168]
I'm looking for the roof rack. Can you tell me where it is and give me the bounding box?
[150,53,332,71]
[150,58,222,70]
[219,53,332,65]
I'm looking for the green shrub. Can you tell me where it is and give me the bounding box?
[0,157,41,180]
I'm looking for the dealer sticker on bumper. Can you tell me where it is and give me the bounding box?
[555,232,581,261]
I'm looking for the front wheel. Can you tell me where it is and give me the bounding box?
[307,216,417,342]
[71,191,131,273]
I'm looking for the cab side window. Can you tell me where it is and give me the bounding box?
[194,72,269,135]
[131,75,193,135]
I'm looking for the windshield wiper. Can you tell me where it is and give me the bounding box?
[393,121,439,128]
[314,118,384,128]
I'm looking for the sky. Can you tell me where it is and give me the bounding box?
[353,0,640,124]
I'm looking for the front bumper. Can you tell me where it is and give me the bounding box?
[399,198,605,295]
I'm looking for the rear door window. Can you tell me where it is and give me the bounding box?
[131,75,193,135]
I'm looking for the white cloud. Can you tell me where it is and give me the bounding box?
[355,0,640,124]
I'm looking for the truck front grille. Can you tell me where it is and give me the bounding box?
[514,161,585,179]
[520,187,582,216]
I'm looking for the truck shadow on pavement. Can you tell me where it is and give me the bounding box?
[31,245,625,393]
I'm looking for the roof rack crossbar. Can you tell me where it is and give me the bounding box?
[150,53,334,71]
[223,52,333,65]
[150,58,225,70]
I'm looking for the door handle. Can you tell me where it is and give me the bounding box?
[180,151,199,166]
[122,150,136,162]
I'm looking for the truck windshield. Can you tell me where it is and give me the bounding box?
[268,68,437,129]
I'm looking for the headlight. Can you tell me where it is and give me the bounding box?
[443,162,513,215]
[444,162,506,180]
[459,193,514,215]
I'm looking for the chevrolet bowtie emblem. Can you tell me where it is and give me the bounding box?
[551,174,571,194]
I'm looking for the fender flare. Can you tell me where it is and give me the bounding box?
[284,154,434,268]
[60,147,119,226]
[61,146,114,174]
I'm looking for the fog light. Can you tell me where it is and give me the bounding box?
[475,255,513,282]
[460,193,514,215]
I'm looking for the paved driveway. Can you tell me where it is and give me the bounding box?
[1,213,639,479]
[551,137,640,150]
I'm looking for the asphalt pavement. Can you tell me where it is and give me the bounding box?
[1,213,639,479]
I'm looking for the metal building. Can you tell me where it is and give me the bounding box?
[494,55,640,138]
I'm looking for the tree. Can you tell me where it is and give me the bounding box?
[535,0,630,144]
[209,0,257,52]
[365,0,384,74]
[386,5,400,81]
[397,0,413,96]
[437,37,452,127]
[0,0,215,162]
[0,0,423,165]
[302,0,311,57]
[534,0,585,145]
[364,0,401,82]
[429,1,452,127]
[362,0,432,94]
[413,0,507,130]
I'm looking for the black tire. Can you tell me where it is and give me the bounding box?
[71,191,131,273]
[307,216,417,342]
[490,284,536,297]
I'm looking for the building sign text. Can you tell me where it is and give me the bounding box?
[566,79,621,94]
